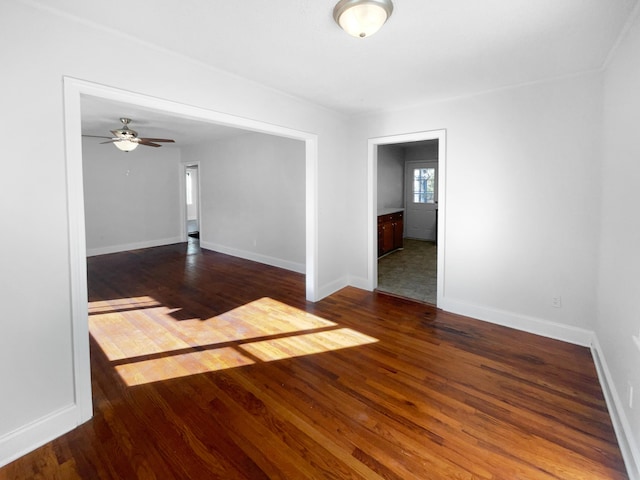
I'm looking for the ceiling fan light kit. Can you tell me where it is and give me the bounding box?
[113,139,139,152]
[333,0,393,38]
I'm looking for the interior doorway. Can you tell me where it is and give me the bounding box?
[368,130,446,307]
[376,143,439,304]
[185,164,200,240]
[63,77,319,426]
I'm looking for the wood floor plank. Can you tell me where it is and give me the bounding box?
[0,241,628,479]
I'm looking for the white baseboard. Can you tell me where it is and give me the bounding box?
[86,236,184,257]
[439,297,593,346]
[200,241,305,274]
[317,275,349,301]
[591,336,640,480]
[0,404,80,468]
[347,275,371,292]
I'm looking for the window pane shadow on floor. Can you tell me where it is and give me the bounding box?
[377,239,437,304]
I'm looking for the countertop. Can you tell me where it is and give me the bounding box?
[378,208,404,216]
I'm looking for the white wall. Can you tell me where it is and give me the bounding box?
[83,140,183,256]
[0,0,349,466]
[182,133,306,273]
[404,142,438,162]
[349,72,602,341]
[598,9,640,478]
[377,145,404,211]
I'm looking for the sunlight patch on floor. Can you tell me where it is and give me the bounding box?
[89,297,338,361]
[89,296,377,386]
[239,328,378,362]
[89,296,162,315]
[115,347,255,386]
[89,307,192,360]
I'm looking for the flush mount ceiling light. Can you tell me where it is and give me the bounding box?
[333,0,394,38]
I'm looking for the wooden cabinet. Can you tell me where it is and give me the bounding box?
[378,211,404,257]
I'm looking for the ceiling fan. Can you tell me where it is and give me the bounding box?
[83,118,175,152]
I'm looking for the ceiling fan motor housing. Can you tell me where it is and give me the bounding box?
[113,118,137,139]
[114,128,137,139]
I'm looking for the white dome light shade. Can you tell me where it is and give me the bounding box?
[333,0,393,38]
[114,140,139,152]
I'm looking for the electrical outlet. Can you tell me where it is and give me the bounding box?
[551,296,562,308]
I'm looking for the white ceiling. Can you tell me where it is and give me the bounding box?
[80,96,246,147]
[45,0,638,142]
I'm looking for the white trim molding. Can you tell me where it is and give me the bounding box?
[179,161,203,243]
[200,241,306,274]
[367,129,447,307]
[591,336,640,480]
[63,77,93,426]
[86,236,184,257]
[0,405,78,468]
[440,297,594,346]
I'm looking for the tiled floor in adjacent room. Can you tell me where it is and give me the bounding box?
[377,239,437,304]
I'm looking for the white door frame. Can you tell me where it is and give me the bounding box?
[181,162,202,242]
[367,130,446,306]
[63,77,319,425]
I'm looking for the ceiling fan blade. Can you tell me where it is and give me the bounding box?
[82,135,113,139]
[139,138,175,143]
[138,140,162,148]
[100,139,118,144]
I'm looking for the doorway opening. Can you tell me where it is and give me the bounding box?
[367,130,446,307]
[185,164,200,240]
[63,77,319,426]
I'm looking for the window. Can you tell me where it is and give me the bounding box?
[413,167,435,204]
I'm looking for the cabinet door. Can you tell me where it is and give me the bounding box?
[393,217,404,249]
[381,222,394,254]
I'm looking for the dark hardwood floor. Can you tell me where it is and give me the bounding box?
[0,241,628,479]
